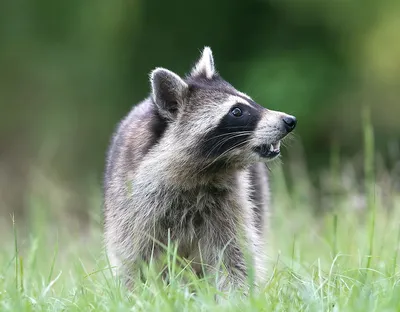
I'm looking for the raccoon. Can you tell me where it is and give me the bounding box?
[103,47,297,293]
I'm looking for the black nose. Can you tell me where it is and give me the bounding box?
[283,116,297,132]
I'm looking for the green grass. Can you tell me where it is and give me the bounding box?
[2,110,400,311]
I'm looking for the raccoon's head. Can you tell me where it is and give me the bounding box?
[150,47,297,170]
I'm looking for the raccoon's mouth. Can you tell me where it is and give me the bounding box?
[254,141,281,159]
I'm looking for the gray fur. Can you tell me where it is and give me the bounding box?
[150,68,188,121]
[103,47,296,293]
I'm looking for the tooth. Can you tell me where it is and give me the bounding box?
[270,144,273,151]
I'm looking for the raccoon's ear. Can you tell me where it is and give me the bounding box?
[190,46,215,79]
[150,67,188,120]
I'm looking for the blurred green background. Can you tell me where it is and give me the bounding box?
[1,0,400,225]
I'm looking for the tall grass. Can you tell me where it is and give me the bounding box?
[363,106,376,274]
[1,110,400,311]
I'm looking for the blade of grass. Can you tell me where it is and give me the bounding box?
[363,106,376,274]
[47,237,59,284]
[19,256,24,293]
[12,214,19,292]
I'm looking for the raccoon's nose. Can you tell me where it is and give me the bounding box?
[283,116,297,132]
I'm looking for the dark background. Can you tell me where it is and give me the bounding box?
[1,0,400,225]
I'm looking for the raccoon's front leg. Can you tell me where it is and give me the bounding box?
[199,235,249,293]
[216,244,250,293]
[108,230,170,290]
[200,226,267,294]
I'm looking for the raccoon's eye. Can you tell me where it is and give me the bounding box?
[230,107,243,117]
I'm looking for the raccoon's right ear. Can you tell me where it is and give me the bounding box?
[190,46,215,79]
[150,67,188,121]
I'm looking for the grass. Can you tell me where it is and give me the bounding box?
[2,109,400,311]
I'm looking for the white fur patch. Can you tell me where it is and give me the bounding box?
[236,90,252,101]
[191,46,215,79]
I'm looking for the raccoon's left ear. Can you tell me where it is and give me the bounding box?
[150,67,188,121]
[190,46,216,79]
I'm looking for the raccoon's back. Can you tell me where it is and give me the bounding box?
[103,98,167,207]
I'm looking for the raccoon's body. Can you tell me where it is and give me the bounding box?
[103,47,296,292]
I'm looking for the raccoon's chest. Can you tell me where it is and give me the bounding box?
[158,187,230,240]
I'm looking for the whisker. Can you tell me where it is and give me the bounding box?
[204,133,251,159]
[198,139,252,174]
[202,131,253,143]
[219,126,255,130]
[281,133,296,148]
[204,133,250,154]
